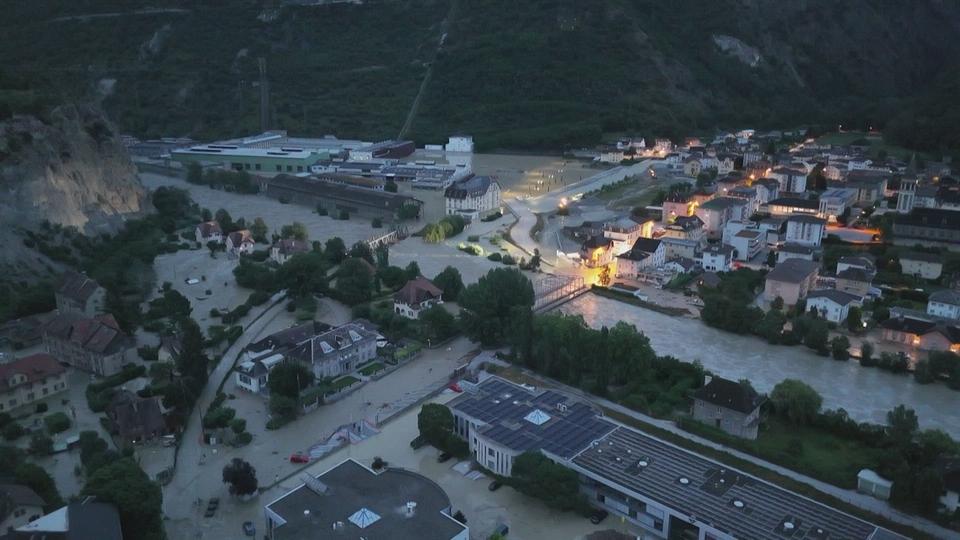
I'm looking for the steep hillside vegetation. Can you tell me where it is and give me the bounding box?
[3,0,958,152]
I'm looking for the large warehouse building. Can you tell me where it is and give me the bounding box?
[449,377,906,540]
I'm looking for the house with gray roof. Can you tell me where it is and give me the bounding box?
[692,376,765,439]
[444,175,501,221]
[55,272,106,318]
[13,500,123,540]
[287,322,378,379]
[806,289,863,323]
[0,484,45,532]
[764,258,819,306]
[927,289,960,321]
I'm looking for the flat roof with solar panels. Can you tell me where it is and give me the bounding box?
[567,426,907,540]
[449,377,616,460]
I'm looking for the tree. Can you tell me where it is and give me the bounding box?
[372,217,383,228]
[765,251,777,267]
[433,266,464,301]
[82,458,163,540]
[268,361,315,398]
[860,340,874,364]
[223,458,258,497]
[269,394,298,422]
[324,237,347,264]
[349,241,374,264]
[374,244,389,268]
[420,305,458,342]
[276,252,328,299]
[846,307,863,332]
[418,403,455,448]
[335,258,374,305]
[384,180,398,193]
[770,296,784,311]
[280,222,308,241]
[250,217,268,243]
[756,309,786,344]
[770,379,822,425]
[43,412,71,434]
[214,208,233,232]
[510,451,586,512]
[830,336,850,361]
[201,207,213,221]
[887,405,919,447]
[400,261,420,282]
[186,162,203,184]
[378,266,407,289]
[398,204,420,220]
[598,265,611,286]
[29,432,53,455]
[803,318,829,355]
[14,462,64,509]
[459,268,535,346]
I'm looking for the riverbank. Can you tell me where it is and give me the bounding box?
[559,293,960,437]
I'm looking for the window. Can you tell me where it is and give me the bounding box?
[487,448,495,457]
[276,164,281,172]
[255,163,261,171]
[286,166,292,172]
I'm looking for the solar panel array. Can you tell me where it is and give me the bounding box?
[572,427,896,540]
[449,378,615,459]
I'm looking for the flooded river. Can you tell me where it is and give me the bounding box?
[560,294,960,437]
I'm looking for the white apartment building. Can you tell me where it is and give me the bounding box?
[444,175,501,220]
[784,214,826,247]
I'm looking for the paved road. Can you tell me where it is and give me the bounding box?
[508,366,957,540]
[162,299,480,539]
[506,160,658,259]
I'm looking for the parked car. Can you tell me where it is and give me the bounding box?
[410,435,427,450]
[289,452,310,464]
[589,509,609,524]
[488,480,502,492]
[492,523,510,536]
[204,498,219,518]
[437,452,452,463]
[242,521,255,536]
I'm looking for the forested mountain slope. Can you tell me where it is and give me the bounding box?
[3,0,958,152]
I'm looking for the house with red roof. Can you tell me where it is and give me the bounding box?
[393,277,443,319]
[42,313,132,376]
[0,353,67,414]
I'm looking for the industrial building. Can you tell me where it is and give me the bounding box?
[264,174,422,221]
[450,377,905,540]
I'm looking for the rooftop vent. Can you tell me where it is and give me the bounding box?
[678,477,690,485]
[405,501,417,516]
[732,499,745,509]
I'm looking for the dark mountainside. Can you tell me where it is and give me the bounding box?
[2,0,959,152]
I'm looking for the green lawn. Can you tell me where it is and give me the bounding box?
[330,376,360,393]
[680,416,884,489]
[359,362,386,376]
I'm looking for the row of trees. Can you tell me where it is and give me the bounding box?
[186,162,259,194]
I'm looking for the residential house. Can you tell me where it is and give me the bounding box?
[0,313,53,351]
[766,197,820,217]
[615,239,665,278]
[753,178,780,204]
[683,156,702,177]
[806,290,862,323]
[0,484,45,532]
[263,459,468,540]
[837,255,876,278]
[235,353,286,395]
[580,236,615,268]
[106,390,168,445]
[660,237,699,261]
[662,216,705,246]
[728,186,759,215]
[157,335,181,363]
[716,154,737,175]
[818,188,857,222]
[0,353,67,414]
[287,322,378,379]
[715,174,745,196]
[730,229,764,262]
[444,175,502,221]
[784,214,826,247]
[695,197,749,239]
[763,258,820,306]
[663,257,697,275]
[603,218,652,256]
[270,239,310,265]
[758,216,786,246]
[837,170,889,204]
[700,244,736,272]
[880,316,960,353]
[661,192,696,223]
[776,243,816,263]
[55,272,106,318]
[42,314,132,377]
[899,251,943,280]
[894,209,960,245]
[935,457,960,514]
[927,290,960,321]
[769,166,808,193]
[394,277,443,320]
[836,268,873,297]
[226,229,255,256]
[13,501,123,540]
[691,376,765,440]
[599,147,624,164]
[195,221,224,244]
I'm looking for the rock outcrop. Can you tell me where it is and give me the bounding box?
[0,104,146,274]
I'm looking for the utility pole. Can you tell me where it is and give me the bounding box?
[258,57,270,133]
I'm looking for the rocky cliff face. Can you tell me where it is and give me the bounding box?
[0,104,146,274]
